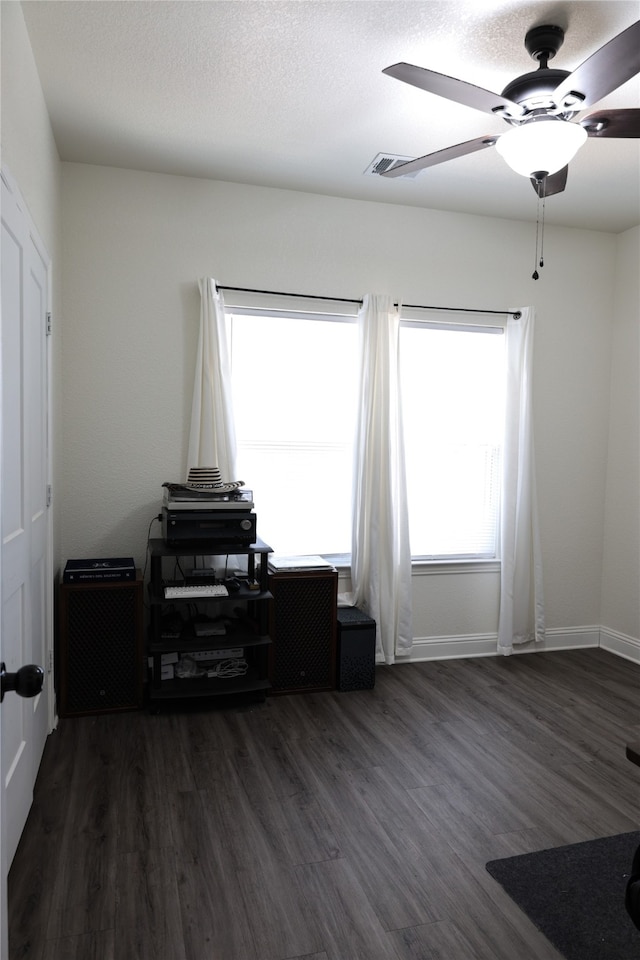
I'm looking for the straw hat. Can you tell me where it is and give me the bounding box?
[186,467,245,493]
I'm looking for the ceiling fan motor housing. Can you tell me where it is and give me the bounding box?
[501,68,572,118]
[501,25,579,120]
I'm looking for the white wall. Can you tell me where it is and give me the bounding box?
[60,162,632,653]
[1,0,62,562]
[4,0,635,658]
[601,225,640,653]
[1,2,61,254]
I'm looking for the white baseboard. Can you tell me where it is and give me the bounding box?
[536,626,601,652]
[404,633,498,662]
[404,625,616,663]
[599,626,640,664]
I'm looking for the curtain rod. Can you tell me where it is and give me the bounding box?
[216,284,521,319]
[216,284,362,305]
[403,303,521,319]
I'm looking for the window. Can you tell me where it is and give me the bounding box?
[229,309,358,556]
[229,306,505,561]
[399,321,505,559]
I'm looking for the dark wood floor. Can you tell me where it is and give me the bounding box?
[9,648,640,960]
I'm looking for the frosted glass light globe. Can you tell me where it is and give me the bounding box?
[495,118,588,177]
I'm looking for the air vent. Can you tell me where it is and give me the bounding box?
[364,153,421,179]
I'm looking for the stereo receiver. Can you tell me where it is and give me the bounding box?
[162,508,257,545]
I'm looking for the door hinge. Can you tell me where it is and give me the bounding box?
[46,484,52,507]
[46,312,52,336]
[48,649,54,675]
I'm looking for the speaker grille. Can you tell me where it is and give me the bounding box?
[269,572,337,693]
[337,608,376,691]
[58,580,142,716]
[338,644,376,691]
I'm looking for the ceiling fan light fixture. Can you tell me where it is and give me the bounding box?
[495,118,587,177]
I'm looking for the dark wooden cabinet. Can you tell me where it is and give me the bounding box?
[268,568,337,694]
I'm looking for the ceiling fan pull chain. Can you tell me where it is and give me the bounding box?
[539,182,546,269]
[532,190,541,280]
[532,176,548,279]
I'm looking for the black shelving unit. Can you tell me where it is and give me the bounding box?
[147,537,272,710]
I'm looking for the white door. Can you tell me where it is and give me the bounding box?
[0,169,52,958]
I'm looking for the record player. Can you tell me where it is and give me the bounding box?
[162,484,254,511]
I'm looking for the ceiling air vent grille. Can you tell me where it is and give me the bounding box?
[364,153,420,179]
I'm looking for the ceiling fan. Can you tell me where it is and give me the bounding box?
[381,19,640,197]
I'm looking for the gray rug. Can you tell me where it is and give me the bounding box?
[486,831,640,960]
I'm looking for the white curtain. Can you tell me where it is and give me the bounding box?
[187,278,237,479]
[351,295,413,663]
[498,306,545,655]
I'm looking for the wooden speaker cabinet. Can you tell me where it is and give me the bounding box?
[268,569,337,694]
[57,575,143,717]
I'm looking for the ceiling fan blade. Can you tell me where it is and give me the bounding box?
[380,135,499,178]
[383,62,525,119]
[530,166,568,198]
[580,108,640,138]
[553,20,640,111]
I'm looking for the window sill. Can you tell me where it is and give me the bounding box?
[411,558,500,575]
[325,556,500,576]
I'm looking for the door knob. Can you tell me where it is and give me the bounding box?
[0,663,44,702]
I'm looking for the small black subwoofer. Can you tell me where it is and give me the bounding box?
[58,577,143,717]
[337,606,376,691]
[268,569,337,693]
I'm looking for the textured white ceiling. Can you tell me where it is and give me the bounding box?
[21,0,640,232]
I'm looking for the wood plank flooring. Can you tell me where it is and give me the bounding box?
[8,648,640,960]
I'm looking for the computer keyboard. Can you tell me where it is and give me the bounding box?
[164,583,229,599]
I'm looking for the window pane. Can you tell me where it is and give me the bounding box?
[400,325,505,558]
[230,313,357,555]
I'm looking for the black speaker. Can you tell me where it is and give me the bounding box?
[268,569,337,693]
[336,606,376,691]
[57,576,143,717]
